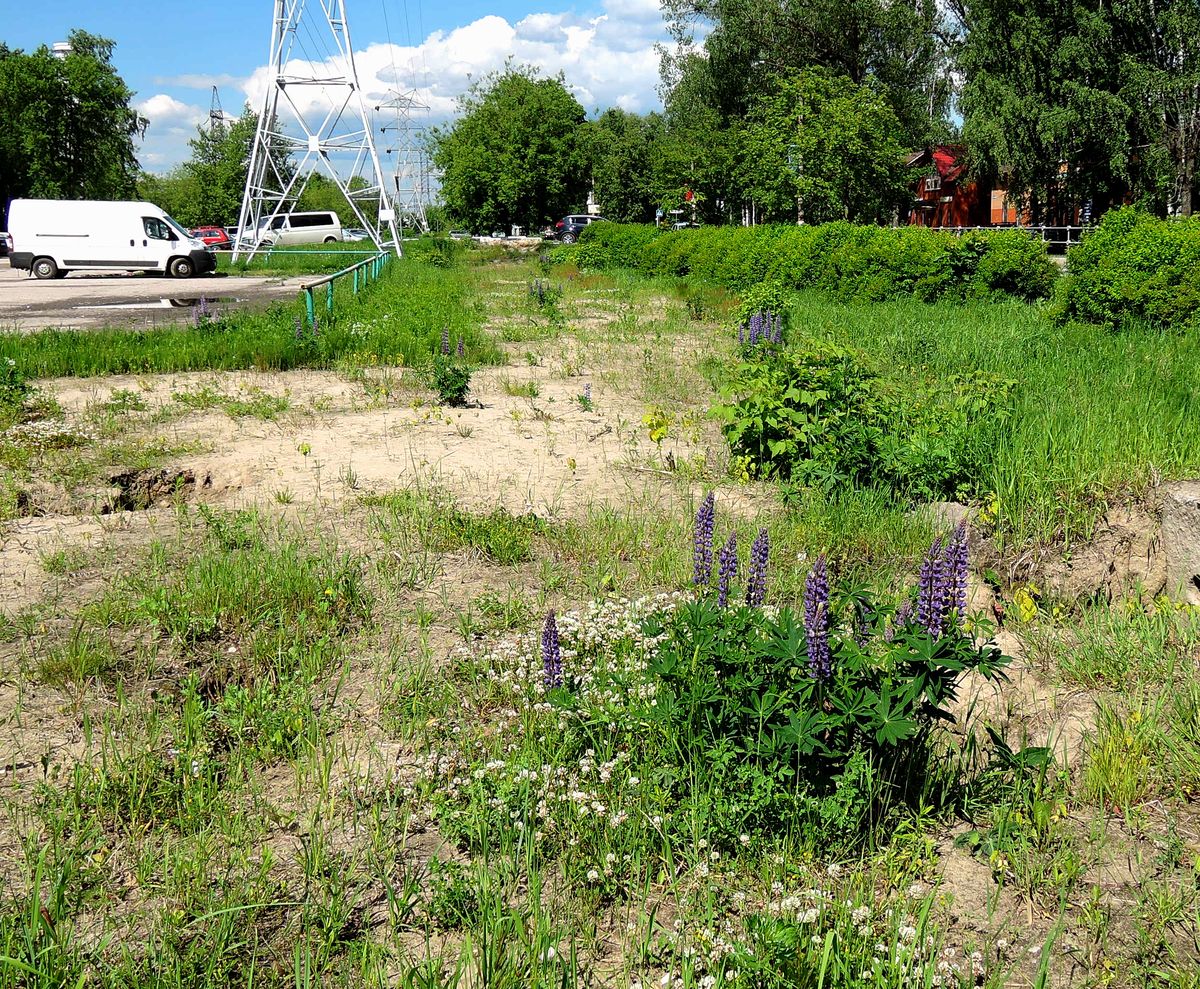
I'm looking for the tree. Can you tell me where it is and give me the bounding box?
[661,0,950,149]
[954,0,1137,222]
[741,70,912,224]
[0,30,146,216]
[588,109,668,223]
[430,65,589,232]
[1114,0,1200,216]
[182,108,258,226]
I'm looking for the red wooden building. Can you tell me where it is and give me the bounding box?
[905,145,1030,228]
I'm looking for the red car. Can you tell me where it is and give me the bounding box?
[190,226,232,249]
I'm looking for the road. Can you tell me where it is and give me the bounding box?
[0,263,307,332]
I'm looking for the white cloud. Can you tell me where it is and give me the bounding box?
[139,0,669,173]
[136,93,206,129]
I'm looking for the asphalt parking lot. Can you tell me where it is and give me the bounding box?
[0,263,306,332]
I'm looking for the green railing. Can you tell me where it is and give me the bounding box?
[299,251,392,327]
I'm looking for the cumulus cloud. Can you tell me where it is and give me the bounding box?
[139,0,669,172]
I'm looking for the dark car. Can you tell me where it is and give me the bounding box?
[190,225,232,249]
[0,231,11,257]
[552,214,606,244]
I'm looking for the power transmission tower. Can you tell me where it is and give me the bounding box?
[378,89,431,235]
[209,86,225,135]
[233,0,400,261]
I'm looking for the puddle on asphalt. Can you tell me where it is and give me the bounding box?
[77,297,247,310]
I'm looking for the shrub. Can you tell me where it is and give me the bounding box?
[1053,207,1200,330]
[570,221,1058,304]
[712,345,1014,502]
[431,355,472,406]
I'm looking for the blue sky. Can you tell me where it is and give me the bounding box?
[5,0,672,172]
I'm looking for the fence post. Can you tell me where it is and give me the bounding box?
[326,282,334,313]
[304,288,315,328]
[353,268,359,295]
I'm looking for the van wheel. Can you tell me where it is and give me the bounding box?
[169,256,195,278]
[32,257,59,279]
[324,236,337,243]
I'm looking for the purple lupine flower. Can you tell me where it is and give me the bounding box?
[772,313,783,344]
[198,296,209,320]
[717,532,738,608]
[946,522,969,627]
[917,536,955,639]
[804,556,832,679]
[456,336,465,358]
[693,492,716,588]
[745,528,769,606]
[887,597,914,641]
[738,322,746,346]
[440,326,451,355]
[542,610,562,690]
[584,383,592,402]
[748,312,763,347]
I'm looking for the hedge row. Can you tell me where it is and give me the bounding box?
[564,221,1059,304]
[1053,207,1200,331]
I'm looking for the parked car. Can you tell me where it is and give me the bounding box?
[448,230,471,241]
[190,225,232,249]
[236,210,344,249]
[552,214,606,244]
[0,232,11,258]
[671,221,701,230]
[7,199,214,278]
[343,227,370,242]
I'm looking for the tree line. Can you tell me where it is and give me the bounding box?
[434,0,1200,231]
[4,3,1197,234]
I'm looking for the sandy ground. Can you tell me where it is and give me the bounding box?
[0,263,306,331]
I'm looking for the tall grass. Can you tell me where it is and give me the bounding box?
[0,257,501,378]
[789,294,1200,545]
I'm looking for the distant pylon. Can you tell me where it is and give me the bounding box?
[233,0,400,261]
[378,89,431,235]
[209,86,225,135]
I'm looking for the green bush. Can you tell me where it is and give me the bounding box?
[1053,207,1200,330]
[711,344,1014,501]
[643,594,1007,841]
[572,221,1058,303]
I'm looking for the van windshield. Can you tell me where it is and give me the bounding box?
[162,214,192,241]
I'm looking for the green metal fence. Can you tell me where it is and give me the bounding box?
[299,251,392,327]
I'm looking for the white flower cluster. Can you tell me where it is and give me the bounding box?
[471,592,687,710]
[2,417,95,450]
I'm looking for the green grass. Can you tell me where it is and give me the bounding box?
[0,256,501,379]
[787,293,1200,544]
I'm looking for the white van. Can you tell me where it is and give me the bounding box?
[7,199,215,279]
[244,211,343,248]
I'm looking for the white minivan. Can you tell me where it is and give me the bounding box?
[7,199,215,279]
[244,211,343,248]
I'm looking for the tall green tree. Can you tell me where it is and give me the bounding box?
[1113,0,1200,215]
[954,0,1137,222]
[430,65,589,232]
[588,109,668,223]
[0,30,146,216]
[741,70,912,224]
[661,0,950,148]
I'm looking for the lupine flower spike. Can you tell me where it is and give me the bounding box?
[804,555,832,679]
[746,528,769,606]
[693,492,715,587]
[916,537,945,638]
[440,326,451,355]
[456,336,465,358]
[542,610,562,689]
[717,532,738,608]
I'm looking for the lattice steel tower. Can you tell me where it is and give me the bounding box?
[378,89,431,235]
[233,0,400,260]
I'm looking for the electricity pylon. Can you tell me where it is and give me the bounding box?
[378,89,431,235]
[209,86,225,135]
[233,0,400,261]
